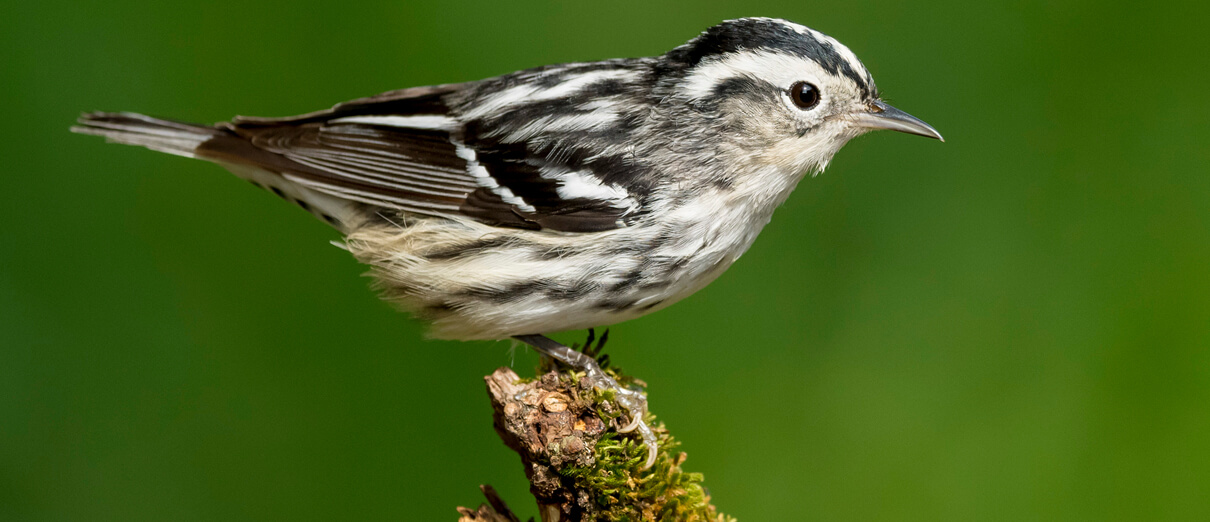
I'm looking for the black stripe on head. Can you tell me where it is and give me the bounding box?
[707,75,780,105]
[690,74,784,123]
[665,18,873,95]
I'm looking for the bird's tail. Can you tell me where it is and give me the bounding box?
[72,111,362,231]
[70,112,221,158]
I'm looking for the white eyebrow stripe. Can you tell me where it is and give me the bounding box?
[680,50,821,102]
[754,17,869,82]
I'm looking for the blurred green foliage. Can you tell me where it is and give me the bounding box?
[2,1,1208,520]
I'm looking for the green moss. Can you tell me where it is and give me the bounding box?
[505,333,733,521]
[556,366,734,522]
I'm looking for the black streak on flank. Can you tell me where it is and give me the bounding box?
[460,279,597,303]
[460,280,548,303]
[460,282,537,303]
[593,299,641,311]
[712,175,735,190]
[609,269,646,292]
[423,301,457,316]
[638,299,665,311]
[543,280,598,300]
[426,236,519,260]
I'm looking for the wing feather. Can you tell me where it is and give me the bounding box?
[195,69,645,232]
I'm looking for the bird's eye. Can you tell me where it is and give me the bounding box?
[789,82,820,110]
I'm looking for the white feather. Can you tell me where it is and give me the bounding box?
[453,141,538,213]
[330,115,457,131]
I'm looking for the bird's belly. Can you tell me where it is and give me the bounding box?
[430,249,738,340]
[344,210,765,340]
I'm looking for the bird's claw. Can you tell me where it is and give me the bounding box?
[617,412,642,433]
[585,369,658,470]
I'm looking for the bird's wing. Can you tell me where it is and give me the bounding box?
[195,84,637,232]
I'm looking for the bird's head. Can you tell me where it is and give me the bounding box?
[658,17,941,180]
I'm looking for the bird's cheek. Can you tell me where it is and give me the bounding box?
[758,136,820,170]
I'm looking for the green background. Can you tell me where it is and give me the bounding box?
[3,0,1208,520]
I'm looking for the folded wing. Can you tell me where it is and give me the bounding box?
[196,83,636,232]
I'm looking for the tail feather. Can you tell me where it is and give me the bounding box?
[71,112,221,158]
[72,111,362,231]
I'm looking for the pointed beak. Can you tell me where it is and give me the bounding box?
[852,100,944,141]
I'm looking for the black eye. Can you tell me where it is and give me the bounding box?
[789,82,820,109]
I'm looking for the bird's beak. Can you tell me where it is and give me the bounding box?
[851,100,944,141]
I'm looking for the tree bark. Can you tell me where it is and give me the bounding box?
[457,366,733,522]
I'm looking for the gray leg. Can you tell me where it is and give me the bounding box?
[514,334,657,470]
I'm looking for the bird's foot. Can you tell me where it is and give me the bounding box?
[514,333,657,470]
[578,328,611,370]
[578,358,656,469]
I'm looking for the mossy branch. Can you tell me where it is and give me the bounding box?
[457,355,733,522]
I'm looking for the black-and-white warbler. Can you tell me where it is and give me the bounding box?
[73,17,942,468]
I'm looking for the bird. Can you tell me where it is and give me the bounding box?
[72,17,942,469]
